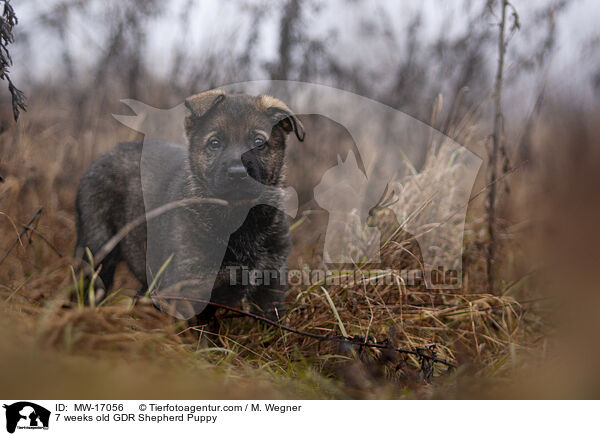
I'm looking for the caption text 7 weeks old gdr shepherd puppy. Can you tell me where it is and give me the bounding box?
[75,90,305,321]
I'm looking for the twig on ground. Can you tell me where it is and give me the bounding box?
[0,207,43,266]
[21,225,64,258]
[158,295,457,369]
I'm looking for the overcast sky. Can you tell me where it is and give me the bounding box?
[11,0,600,113]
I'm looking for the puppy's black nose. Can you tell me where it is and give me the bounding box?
[227,164,248,181]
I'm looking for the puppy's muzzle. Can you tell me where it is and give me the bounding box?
[216,159,264,201]
[227,164,248,181]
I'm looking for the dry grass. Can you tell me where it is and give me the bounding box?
[0,89,565,399]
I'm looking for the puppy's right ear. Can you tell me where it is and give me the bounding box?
[184,89,226,135]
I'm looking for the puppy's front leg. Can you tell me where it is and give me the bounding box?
[193,304,220,346]
[248,282,287,322]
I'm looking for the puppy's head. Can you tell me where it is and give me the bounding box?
[184,90,304,201]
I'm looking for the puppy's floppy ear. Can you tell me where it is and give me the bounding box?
[258,94,305,142]
[184,89,226,135]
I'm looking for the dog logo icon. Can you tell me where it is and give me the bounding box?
[3,402,50,434]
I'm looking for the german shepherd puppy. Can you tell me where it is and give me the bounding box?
[75,90,305,321]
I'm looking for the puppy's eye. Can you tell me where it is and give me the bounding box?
[207,138,221,150]
[254,135,267,150]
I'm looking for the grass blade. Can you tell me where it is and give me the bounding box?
[145,253,174,297]
[321,286,348,338]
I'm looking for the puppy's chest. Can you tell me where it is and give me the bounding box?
[224,229,270,269]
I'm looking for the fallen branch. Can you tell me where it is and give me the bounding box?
[157,295,456,369]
